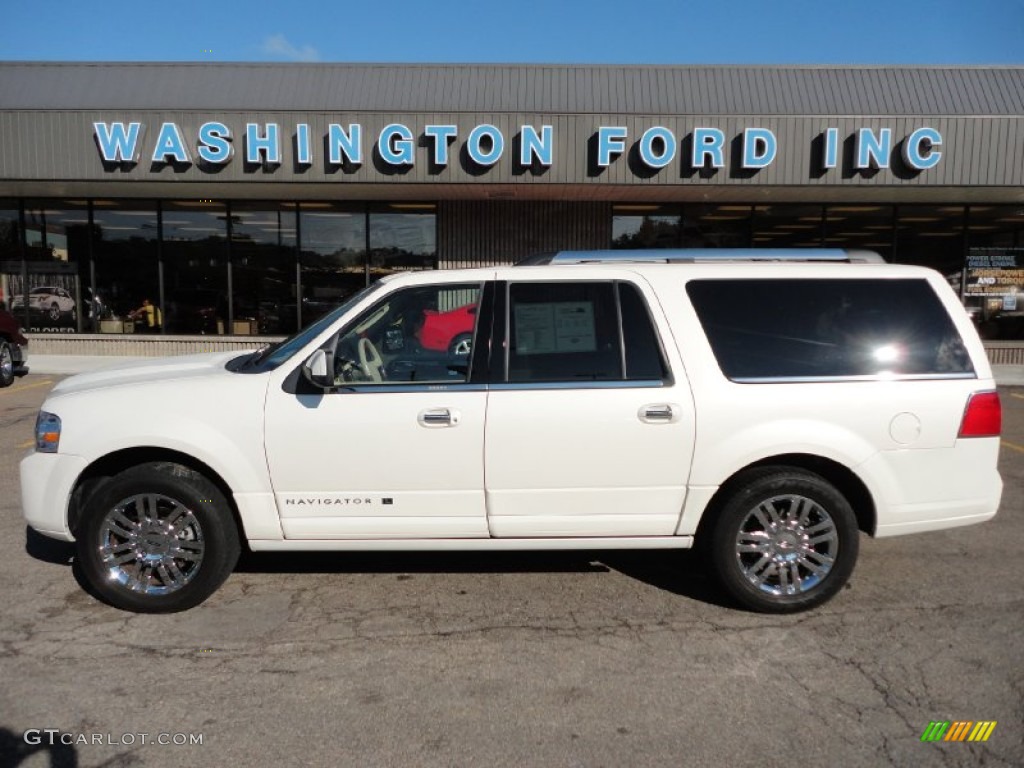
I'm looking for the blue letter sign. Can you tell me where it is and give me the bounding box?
[94,122,143,163]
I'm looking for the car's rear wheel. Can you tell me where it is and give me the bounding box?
[76,462,240,613]
[707,467,859,613]
[0,341,13,387]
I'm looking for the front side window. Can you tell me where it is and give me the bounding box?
[333,283,482,385]
[507,281,669,384]
[687,278,975,381]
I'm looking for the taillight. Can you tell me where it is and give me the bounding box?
[958,391,1002,438]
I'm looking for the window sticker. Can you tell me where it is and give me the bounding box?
[514,301,596,354]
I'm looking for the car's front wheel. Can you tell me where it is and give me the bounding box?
[707,467,859,613]
[0,341,13,387]
[76,462,241,613]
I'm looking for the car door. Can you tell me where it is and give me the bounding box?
[264,279,492,539]
[484,274,696,537]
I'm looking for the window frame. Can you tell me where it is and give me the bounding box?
[494,279,673,389]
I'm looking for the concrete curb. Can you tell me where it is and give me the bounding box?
[22,354,1024,387]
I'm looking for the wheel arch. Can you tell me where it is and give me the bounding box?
[68,447,243,540]
[693,453,877,545]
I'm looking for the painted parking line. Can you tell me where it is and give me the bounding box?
[18,439,35,449]
[1002,440,1024,454]
[1011,393,1024,401]
[0,379,53,395]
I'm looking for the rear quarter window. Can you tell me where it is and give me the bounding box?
[686,278,975,381]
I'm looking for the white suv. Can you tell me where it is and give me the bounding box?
[20,249,1003,614]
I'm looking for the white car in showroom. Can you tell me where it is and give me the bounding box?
[11,285,77,323]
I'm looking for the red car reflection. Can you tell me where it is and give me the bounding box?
[417,303,476,355]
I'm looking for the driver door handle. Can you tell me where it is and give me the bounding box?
[638,404,679,423]
[418,408,461,427]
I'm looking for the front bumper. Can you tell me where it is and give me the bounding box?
[20,451,87,541]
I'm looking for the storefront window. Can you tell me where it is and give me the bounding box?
[0,202,21,312]
[91,201,159,333]
[161,201,228,335]
[612,205,682,248]
[965,206,1024,339]
[18,200,90,332]
[369,204,437,279]
[751,205,823,248]
[894,205,965,277]
[682,205,752,248]
[231,203,298,335]
[299,204,367,326]
[825,205,895,261]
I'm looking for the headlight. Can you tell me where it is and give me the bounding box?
[35,411,61,453]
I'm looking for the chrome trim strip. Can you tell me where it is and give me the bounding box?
[337,383,489,394]
[729,372,978,384]
[490,379,667,391]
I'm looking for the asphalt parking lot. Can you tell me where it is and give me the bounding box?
[1,374,1022,768]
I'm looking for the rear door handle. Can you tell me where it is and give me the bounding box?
[418,408,461,427]
[639,404,678,423]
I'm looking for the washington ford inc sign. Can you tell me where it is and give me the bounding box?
[93,121,944,176]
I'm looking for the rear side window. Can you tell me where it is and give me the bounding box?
[686,278,975,381]
[507,281,669,383]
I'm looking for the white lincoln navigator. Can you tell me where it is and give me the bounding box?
[21,249,1003,613]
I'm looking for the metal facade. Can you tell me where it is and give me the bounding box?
[0,63,1022,201]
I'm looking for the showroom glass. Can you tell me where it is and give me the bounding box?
[825,205,895,261]
[369,205,437,280]
[299,203,367,326]
[161,201,228,335]
[231,202,299,335]
[964,205,1024,340]
[91,201,159,333]
[0,202,20,312]
[21,200,90,333]
[895,205,965,274]
[612,205,682,249]
[333,283,482,385]
[507,282,668,383]
[682,205,752,248]
[751,205,823,248]
[687,278,974,381]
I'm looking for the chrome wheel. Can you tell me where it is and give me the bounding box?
[450,334,473,356]
[0,343,12,385]
[709,469,857,612]
[97,494,205,595]
[734,494,838,596]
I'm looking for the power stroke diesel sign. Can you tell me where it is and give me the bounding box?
[93,121,943,176]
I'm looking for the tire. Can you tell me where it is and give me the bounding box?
[448,332,473,357]
[0,341,13,388]
[76,462,241,613]
[48,302,60,322]
[707,467,859,613]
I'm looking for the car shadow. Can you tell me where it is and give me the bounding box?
[235,548,735,608]
[24,526,734,609]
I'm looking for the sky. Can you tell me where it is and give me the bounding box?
[0,0,1021,65]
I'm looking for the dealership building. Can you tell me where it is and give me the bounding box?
[1,62,1022,349]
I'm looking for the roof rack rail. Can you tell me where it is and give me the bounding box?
[515,248,886,266]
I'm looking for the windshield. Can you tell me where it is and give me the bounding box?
[238,282,386,373]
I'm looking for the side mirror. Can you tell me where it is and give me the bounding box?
[301,348,335,389]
